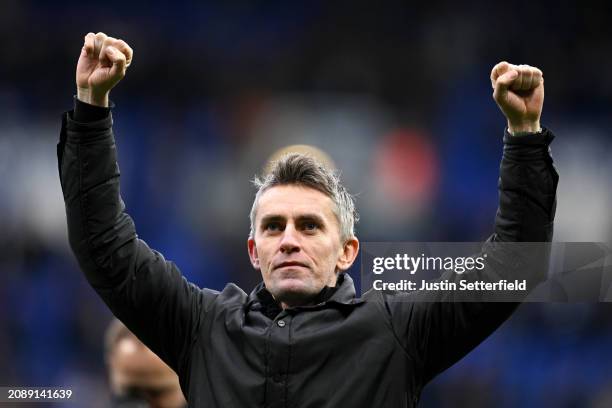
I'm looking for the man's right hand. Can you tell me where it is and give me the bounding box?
[76,32,133,107]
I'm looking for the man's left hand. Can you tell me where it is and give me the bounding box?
[491,61,544,134]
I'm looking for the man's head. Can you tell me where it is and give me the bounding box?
[105,319,186,408]
[247,153,360,308]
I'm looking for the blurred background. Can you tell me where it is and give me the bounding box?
[1,0,611,406]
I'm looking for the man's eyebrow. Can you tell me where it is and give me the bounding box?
[296,214,326,224]
[259,215,285,225]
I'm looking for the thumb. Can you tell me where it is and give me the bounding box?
[493,69,518,102]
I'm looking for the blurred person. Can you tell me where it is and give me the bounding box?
[105,319,187,408]
[58,32,557,407]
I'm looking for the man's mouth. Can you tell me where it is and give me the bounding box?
[274,261,309,270]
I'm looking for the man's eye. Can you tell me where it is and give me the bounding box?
[303,222,318,231]
[265,222,281,231]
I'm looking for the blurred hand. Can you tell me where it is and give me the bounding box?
[76,32,133,107]
[490,61,544,134]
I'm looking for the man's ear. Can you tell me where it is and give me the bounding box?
[336,237,359,272]
[248,238,260,270]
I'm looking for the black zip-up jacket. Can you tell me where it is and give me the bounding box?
[58,100,558,407]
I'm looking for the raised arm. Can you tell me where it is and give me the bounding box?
[382,62,558,387]
[490,62,557,242]
[58,33,215,378]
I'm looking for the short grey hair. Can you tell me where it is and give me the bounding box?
[249,153,358,242]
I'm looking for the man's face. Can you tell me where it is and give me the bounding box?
[109,335,186,408]
[248,184,358,307]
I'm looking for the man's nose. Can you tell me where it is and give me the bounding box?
[279,224,301,254]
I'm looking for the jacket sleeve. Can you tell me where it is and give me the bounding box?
[57,107,218,377]
[384,128,558,388]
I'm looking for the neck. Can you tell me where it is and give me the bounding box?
[278,275,343,309]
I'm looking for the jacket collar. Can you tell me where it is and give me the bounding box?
[246,273,364,317]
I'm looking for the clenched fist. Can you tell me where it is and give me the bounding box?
[490,62,544,135]
[76,32,133,107]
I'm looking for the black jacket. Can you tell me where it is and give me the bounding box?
[58,101,558,407]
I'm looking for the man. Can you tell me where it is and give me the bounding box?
[58,32,557,407]
[105,319,187,408]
